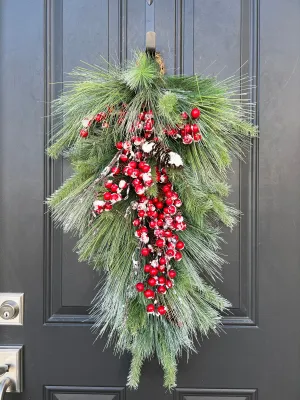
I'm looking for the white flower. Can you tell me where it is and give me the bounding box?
[168,152,183,167]
[82,116,93,128]
[142,141,155,153]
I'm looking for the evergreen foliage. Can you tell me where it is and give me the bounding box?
[47,52,257,390]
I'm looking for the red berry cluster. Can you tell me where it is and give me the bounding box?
[112,140,154,196]
[80,112,108,138]
[90,107,195,317]
[92,109,157,215]
[134,177,186,316]
[93,179,127,214]
[129,110,155,139]
[164,107,202,144]
[93,136,153,214]
[80,105,128,138]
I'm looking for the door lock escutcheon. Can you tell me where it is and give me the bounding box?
[0,294,24,325]
[0,346,23,394]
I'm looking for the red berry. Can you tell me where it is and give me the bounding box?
[166,279,173,288]
[124,167,133,176]
[135,282,144,292]
[144,179,153,187]
[156,238,165,248]
[119,154,128,163]
[157,305,167,315]
[149,267,158,276]
[103,192,112,201]
[165,198,173,206]
[191,124,199,134]
[139,195,147,202]
[129,161,137,169]
[191,107,201,119]
[138,210,145,218]
[95,112,106,122]
[139,112,145,121]
[151,211,158,219]
[148,277,157,287]
[116,141,123,150]
[110,184,119,192]
[104,181,113,189]
[157,220,164,227]
[168,205,177,215]
[146,304,155,313]
[144,289,155,299]
[176,241,185,250]
[149,220,157,229]
[158,266,165,273]
[141,248,150,257]
[111,166,120,175]
[80,129,88,138]
[184,124,192,134]
[159,257,167,265]
[104,203,113,211]
[158,276,166,285]
[174,251,182,261]
[132,169,140,178]
[181,111,189,120]
[162,185,171,193]
[144,264,151,273]
[135,151,143,160]
[111,193,121,203]
[156,202,164,209]
[142,164,151,173]
[157,286,167,294]
[136,229,142,237]
[140,226,148,233]
[166,249,175,257]
[135,184,145,195]
[131,179,140,187]
[164,230,172,238]
[174,199,182,207]
[193,132,202,141]
[133,219,140,227]
[168,269,177,279]
[144,121,153,131]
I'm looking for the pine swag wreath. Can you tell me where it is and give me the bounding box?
[47,52,257,390]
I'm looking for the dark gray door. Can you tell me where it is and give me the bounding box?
[1,0,300,399]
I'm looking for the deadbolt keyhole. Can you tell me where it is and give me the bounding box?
[0,301,19,320]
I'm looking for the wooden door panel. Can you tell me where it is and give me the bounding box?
[45,386,126,400]
[45,0,257,326]
[175,388,257,400]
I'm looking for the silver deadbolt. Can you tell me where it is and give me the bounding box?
[0,294,24,325]
[0,301,19,320]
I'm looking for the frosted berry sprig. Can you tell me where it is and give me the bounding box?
[134,173,186,317]
[164,107,202,144]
